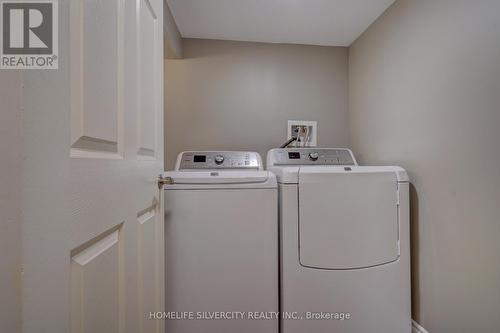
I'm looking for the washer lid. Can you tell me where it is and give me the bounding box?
[298,167,402,270]
[164,170,272,184]
[270,165,409,184]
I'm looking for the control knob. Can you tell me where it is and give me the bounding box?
[308,152,319,161]
[214,155,225,165]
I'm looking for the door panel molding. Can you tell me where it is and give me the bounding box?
[70,0,125,159]
[137,0,159,160]
[71,225,124,333]
[137,203,163,333]
[72,228,120,266]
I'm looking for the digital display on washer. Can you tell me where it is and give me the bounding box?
[193,155,206,163]
[288,152,301,159]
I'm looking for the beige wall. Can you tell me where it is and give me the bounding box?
[165,38,349,168]
[0,73,22,332]
[164,1,183,59]
[349,0,500,332]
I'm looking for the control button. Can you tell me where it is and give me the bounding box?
[214,155,224,165]
[309,152,319,161]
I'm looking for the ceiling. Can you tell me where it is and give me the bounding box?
[166,0,396,47]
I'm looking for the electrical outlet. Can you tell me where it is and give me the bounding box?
[287,120,317,147]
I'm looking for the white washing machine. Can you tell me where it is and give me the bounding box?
[267,148,411,333]
[164,151,278,333]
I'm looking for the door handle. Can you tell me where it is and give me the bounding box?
[158,174,174,189]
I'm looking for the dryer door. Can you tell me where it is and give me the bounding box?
[298,167,400,269]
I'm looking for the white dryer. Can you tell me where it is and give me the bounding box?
[164,151,278,333]
[267,148,411,333]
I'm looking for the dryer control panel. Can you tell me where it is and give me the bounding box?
[177,151,262,170]
[268,148,357,166]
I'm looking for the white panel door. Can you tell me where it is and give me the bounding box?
[21,0,164,332]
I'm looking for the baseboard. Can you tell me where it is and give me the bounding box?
[412,319,430,333]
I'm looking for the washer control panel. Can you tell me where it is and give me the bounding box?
[178,151,262,170]
[269,148,357,166]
